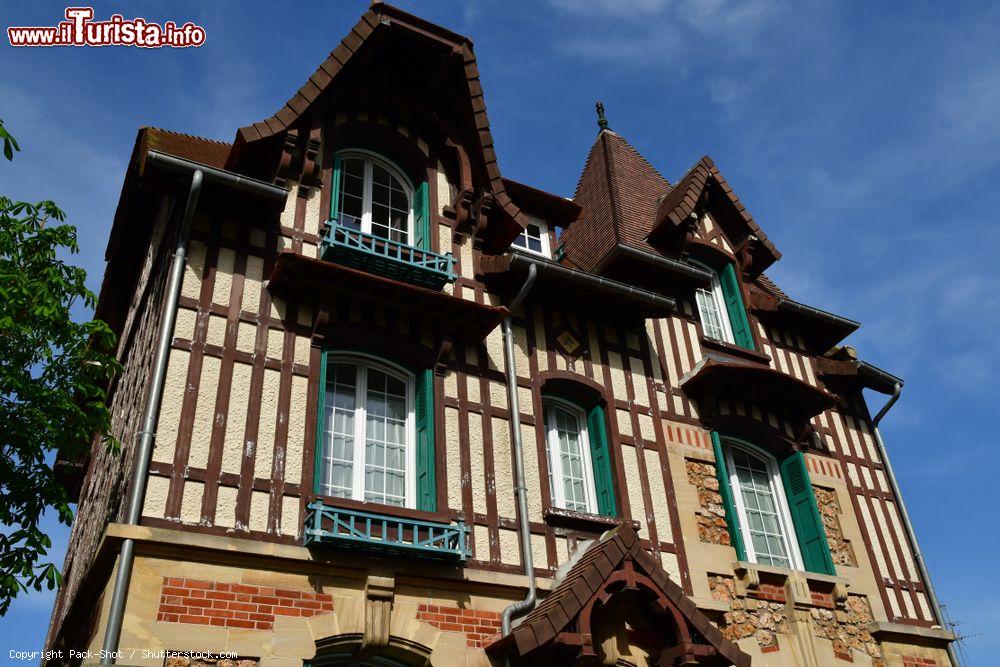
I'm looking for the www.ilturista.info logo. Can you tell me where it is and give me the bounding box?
[7,7,206,48]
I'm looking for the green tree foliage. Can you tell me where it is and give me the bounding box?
[0,121,120,615]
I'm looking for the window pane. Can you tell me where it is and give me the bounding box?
[546,403,590,512]
[696,287,725,340]
[731,446,794,569]
[321,363,357,498]
[338,159,365,230]
[364,366,408,506]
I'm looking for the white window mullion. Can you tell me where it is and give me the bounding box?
[361,159,373,236]
[546,405,563,508]
[352,364,368,502]
[578,419,599,514]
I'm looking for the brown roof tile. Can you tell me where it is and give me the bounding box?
[560,130,672,272]
[140,127,231,169]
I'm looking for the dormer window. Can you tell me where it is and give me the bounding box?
[692,261,755,350]
[695,270,735,344]
[335,151,413,245]
[512,216,551,257]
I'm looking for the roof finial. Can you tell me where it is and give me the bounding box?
[596,101,609,131]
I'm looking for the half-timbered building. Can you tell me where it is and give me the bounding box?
[45,4,955,666]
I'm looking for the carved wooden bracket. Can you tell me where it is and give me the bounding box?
[311,302,332,346]
[299,126,323,195]
[275,129,300,187]
[470,192,495,252]
[451,189,475,241]
[434,335,454,376]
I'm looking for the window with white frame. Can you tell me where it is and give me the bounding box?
[543,398,598,513]
[336,151,413,244]
[694,268,735,344]
[512,216,551,256]
[723,440,802,569]
[319,356,415,507]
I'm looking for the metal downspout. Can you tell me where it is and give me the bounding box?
[500,263,538,637]
[870,384,961,667]
[100,169,204,664]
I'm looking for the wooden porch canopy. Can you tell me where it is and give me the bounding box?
[681,358,838,426]
[486,523,750,667]
[268,253,508,342]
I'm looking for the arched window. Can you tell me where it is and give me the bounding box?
[335,151,414,245]
[541,396,616,516]
[691,260,755,350]
[722,439,801,569]
[543,398,598,513]
[318,355,415,507]
[711,432,837,575]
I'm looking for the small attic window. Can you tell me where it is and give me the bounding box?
[512,216,551,257]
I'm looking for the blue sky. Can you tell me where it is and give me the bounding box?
[2,0,996,663]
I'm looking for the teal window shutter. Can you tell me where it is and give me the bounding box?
[313,350,329,493]
[586,405,617,517]
[719,263,755,350]
[412,180,430,250]
[330,154,342,223]
[415,369,436,511]
[780,451,836,575]
[711,432,747,561]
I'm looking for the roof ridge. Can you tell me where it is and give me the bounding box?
[143,126,232,147]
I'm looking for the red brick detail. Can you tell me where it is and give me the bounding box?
[834,650,855,662]
[753,583,787,603]
[902,658,937,667]
[417,604,502,648]
[810,591,835,608]
[155,578,333,631]
[761,644,780,654]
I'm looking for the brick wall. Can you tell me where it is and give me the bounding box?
[416,604,501,648]
[902,658,937,667]
[156,578,333,630]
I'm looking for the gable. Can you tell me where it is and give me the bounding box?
[487,523,750,667]
[649,156,780,276]
[224,2,527,249]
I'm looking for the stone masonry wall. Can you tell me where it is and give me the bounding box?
[811,594,883,664]
[814,485,858,568]
[686,459,731,546]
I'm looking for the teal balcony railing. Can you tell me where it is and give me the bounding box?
[321,220,457,290]
[304,501,470,561]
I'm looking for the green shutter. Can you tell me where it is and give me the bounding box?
[587,405,617,517]
[780,451,836,575]
[413,180,430,250]
[330,154,342,223]
[415,369,436,511]
[711,432,747,561]
[313,350,329,493]
[719,263,755,350]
